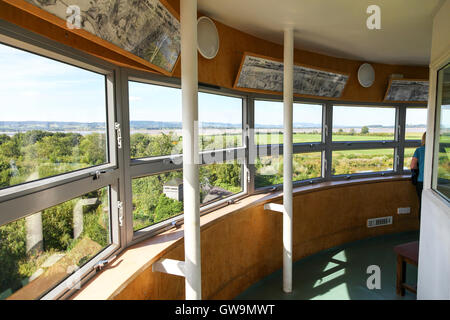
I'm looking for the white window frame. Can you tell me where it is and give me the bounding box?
[430,60,450,203]
[252,98,326,191]
[0,20,124,300]
[122,69,249,244]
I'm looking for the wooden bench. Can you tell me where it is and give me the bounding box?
[394,241,419,296]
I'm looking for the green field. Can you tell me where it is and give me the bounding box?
[255,132,424,145]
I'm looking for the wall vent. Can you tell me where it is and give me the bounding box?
[367,216,393,228]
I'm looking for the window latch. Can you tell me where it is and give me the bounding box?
[115,122,122,149]
[118,201,123,227]
[93,255,117,272]
[91,169,114,180]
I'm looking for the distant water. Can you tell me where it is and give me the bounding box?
[0,130,105,137]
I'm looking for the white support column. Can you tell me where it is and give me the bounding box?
[283,27,294,294]
[181,0,202,300]
[25,212,43,254]
[153,259,186,277]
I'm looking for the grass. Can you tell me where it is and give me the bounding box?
[254,132,423,145]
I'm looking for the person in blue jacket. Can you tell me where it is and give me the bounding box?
[410,132,426,218]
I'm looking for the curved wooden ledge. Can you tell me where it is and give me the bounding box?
[73,175,419,300]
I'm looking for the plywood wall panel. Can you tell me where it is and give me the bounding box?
[112,180,419,300]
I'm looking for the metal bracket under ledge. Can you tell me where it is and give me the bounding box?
[264,203,284,213]
[152,259,186,277]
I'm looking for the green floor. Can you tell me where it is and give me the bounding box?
[236,231,419,300]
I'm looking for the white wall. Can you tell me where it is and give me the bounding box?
[417,0,450,300]
[418,191,450,299]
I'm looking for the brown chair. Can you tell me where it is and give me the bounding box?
[393,241,419,296]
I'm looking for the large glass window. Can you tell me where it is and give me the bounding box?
[332,106,396,141]
[132,171,183,231]
[255,153,322,189]
[0,43,108,190]
[293,103,323,143]
[199,92,242,151]
[132,161,242,231]
[254,100,284,145]
[129,82,243,159]
[332,149,394,175]
[433,63,450,201]
[128,81,182,159]
[406,108,427,140]
[255,101,322,145]
[0,187,111,300]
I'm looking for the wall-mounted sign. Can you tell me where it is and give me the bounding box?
[384,79,429,102]
[234,53,349,98]
[24,0,180,75]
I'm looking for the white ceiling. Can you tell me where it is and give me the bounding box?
[198,0,445,66]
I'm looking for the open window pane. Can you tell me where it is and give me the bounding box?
[132,161,243,231]
[255,153,322,188]
[129,81,182,159]
[433,64,450,201]
[0,43,108,190]
[406,108,427,140]
[293,103,322,143]
[332,149,394,175]
[333,106,396,141]
[199,92,242,151]
[0,187,111,300]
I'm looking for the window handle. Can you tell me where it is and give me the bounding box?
[115,122,122,149]
[91,169,114,180]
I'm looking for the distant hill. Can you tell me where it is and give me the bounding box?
[0,121,241,132]
[0,121,105,132]
[0,121,427,132]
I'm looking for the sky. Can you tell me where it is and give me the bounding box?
[129,81,242,125]
[255,100,323,126]
[0,42,429,127]
[0,43,107,123]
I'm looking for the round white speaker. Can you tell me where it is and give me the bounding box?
[197,16,219,59]
[358,63,375,88]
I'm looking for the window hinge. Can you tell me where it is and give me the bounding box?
[93,255,117,272]
[247,170,251,183]
[324,124,328,137]
[115,122,122,149]
[118,201,123,227]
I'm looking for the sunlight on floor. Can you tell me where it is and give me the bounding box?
[236,231,419,300]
